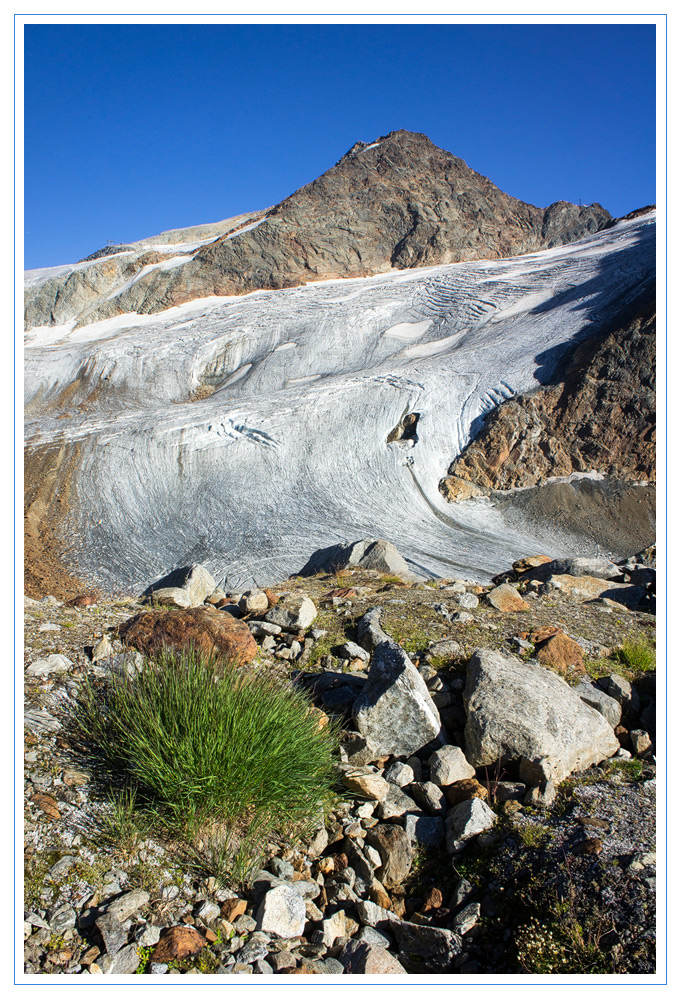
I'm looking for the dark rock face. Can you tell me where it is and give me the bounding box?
[441,297,655,494]
[25,130,610,330]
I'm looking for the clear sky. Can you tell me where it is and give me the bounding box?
[23,22,656,269]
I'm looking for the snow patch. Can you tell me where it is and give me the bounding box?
[382,319,432,342]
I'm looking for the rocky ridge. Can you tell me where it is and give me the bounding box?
[24,543,656,976]
[25,130,610,331]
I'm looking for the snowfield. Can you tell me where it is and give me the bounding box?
[24,212,655,593]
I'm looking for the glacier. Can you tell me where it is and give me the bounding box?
[24,211,655,593]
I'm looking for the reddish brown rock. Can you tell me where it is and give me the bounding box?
[32,793,60,821]
[118,606,257,666]
[151,926,206,962]
[263,588,280,607]
[220,898,247,923]
[444,778,489,808]
[66,592,99,607]
[534,631,586,674]
[421,887,443,912]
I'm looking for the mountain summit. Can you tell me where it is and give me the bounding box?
[25,130,610,330]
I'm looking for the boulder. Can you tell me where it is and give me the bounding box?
[445,798,497,854]
[145,587,194,608]
[353,639,441,757]
[119,606,257,666]
[486,583,529,612]
[546,556,621,580]
[262,594,317,631]
[144,564,216,607]
[544,575,646,608]
[376,783,418,820]
[239,590,269,614]
[512,555,552,574]
[425,639,463,664]
[464,649,620,782]
[404,813,445,848]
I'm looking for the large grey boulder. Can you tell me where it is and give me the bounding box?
[353,639,441,757]
[344,538,418,580]
[546,556,621,580]
[255,885,306,938]
[464,649,619,782]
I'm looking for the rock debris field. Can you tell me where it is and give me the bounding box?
[23,542,656,976]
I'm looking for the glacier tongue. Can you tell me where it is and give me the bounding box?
[24,213,655,593]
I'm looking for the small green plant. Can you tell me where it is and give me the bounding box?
[66,649,339,883]
[517,823,552,848]
[100,785,151,854]
[135,946,154,974]
[603,757,644,781]
[615,637,655,674]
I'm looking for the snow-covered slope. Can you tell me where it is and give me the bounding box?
[24,211,655,593]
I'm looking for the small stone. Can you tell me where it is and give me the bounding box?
[630,729,652,755]
[195,900,220,924]
[453,901,480,935]
[135,924,161,947]
[342,768,391,801]
[256,885,306,938]
[384,761,415,787]
[107,888,150,922]
[233,914,257,934]
[99,944,141,975]
[404,813,445,848]
[445,798,497,854]
[429,745,476,786]
[409,780,446,815]
[366,824,413,887]
[486,583,529,612]
[150,963,168,974]
[95,912,130,956]
[62,768,90,787]
[535,631,585,674]
[220,898,247,923]
[32,793,60,820]
[444,778,489,807]
[38,622,61,632]
[26,653,72,678]
[49,905,77,935]
[339,940,407,974]
[524,780,557,808]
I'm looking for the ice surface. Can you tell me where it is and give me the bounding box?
[24,213,655,592]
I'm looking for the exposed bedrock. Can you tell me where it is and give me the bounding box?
[24,130,610,332]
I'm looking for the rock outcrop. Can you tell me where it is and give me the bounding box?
[441,297,655,495]
[25,130,610,332]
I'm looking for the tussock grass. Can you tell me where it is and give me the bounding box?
[614,637,655,674]
[67,649,339,882]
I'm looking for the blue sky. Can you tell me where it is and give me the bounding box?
[23,23,656,269]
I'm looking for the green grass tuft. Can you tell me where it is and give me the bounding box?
[66,649,339,881]
[614,637,656,674]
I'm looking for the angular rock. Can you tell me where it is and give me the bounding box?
[444,778,489,807]
[384,761,415,787]
[545,575,646,608]
[356,607,391,652]
[404,813,445,848]
[486,583,529,612]
[99,944,141,975]
[119,605,257,666]
[445,798,497,854]
[366,824,413,887]
[429,745,475,786]
[392,921,462,972]
[376,783,418,820]
[255,885,306,938]
[453,901,480,935]
[426,639,463,663]
[409,781,446,815]
[340,641,370,664]
[574,680,622,728]
[146,587,194,608]
[547,556,621,580]
[95,912,129,956]
[145,564,217,607]
[458,592,479,610]
[343,537,417,581]
[106,888,150,923]
[239,589,270,614]
[512,555,552,574]
[342,768,390,801]
[356,925,392,949]
[339,939,407,974]
[262,594,317,631]
[464,648,620,781]
[353,639,440,757]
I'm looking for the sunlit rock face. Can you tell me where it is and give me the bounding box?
[24,130,610,333]
[24,207,654,595]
